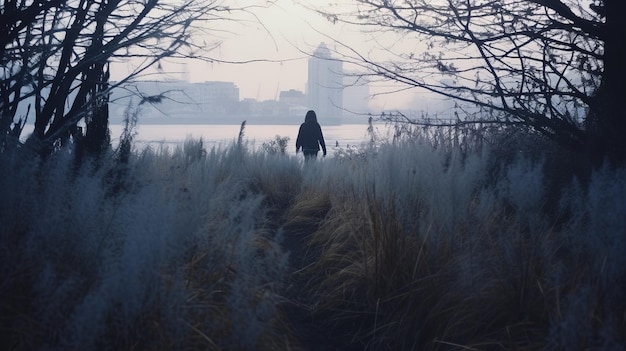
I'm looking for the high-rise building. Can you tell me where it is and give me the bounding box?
[307,43,343,122]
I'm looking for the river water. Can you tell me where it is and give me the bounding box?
[108,123,384,155]
[20,121,393,156]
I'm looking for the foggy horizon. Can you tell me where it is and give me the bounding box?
[109,0,454,115]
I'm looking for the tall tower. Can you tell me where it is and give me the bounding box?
[307,43,343,122]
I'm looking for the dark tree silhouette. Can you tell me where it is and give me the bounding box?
[313,0,625,165]
[0,0,236,157]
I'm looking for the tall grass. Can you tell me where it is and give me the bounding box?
[285,130,626,350]
[0,138,294,350]
[1,124,624,350]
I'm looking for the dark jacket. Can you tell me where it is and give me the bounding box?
[296,111,327,155]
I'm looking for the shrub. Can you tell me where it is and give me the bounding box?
[260,135,290,155]
[0,139,292,350]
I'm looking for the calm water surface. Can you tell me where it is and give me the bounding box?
[22,122,392,156]
[109,123,384,156]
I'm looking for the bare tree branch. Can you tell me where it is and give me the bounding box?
[1,0,256,155]
[310,0,626,164]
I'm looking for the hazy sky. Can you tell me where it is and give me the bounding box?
[112,0,449,112]
[198,0,347,100]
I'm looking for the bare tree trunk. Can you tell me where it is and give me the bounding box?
[81,2,111,159]
[587,0,626,166]
[83,63,110,157]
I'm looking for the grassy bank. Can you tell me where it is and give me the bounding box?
[1,128,624,350]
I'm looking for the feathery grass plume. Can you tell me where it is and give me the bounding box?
[107,101,141,196]
[548,165,626,348]
[283,186,332,270]
[243,150,303,222]
[117,99,139,164]
[180,137,207,165]
[2,117,625,350]
[0,134,295,349]
[261,135,290,155]
[299,147,474,349]
[284,189,332,232]
[182,173,290,349]
[237,120,246,148]
[333,144,371,163]
[290,131,618,349]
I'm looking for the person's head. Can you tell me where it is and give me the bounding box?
[305,110,317,124]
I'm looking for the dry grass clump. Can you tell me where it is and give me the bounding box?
[0,139,295,350]
[300,185,467,350]
[2,125,625,350]
[181,229,290,350]
[284,189,332,235]
[289,131,626,350]
[308,193,446,347]
[243,151,304,223]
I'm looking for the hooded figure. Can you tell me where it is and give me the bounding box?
[296,110,327,159]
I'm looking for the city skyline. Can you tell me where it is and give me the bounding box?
[109,46,372,125]
[108,0,442,114]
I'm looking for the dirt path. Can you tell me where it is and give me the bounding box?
[279,221,353,351]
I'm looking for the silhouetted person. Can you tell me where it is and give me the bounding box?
[296,110,327,159]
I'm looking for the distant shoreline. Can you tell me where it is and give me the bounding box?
[108,115,365,126]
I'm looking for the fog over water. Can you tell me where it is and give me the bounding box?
[21,122,386,156]
[108,123,380,156]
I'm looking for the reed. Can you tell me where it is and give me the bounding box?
[0,138,293,349]
[284,131,626,350]
[1,125,624,350]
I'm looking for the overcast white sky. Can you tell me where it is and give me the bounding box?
[112,0,449,112]
[197,0,348,100]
